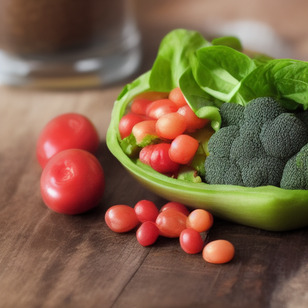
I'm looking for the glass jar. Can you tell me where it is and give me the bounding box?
[0,0,141,88]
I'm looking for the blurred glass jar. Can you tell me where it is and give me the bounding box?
[0,0,141,88]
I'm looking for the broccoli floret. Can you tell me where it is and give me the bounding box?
[205,97,308,188]
[220,103,244,127]
[281,144,308,190]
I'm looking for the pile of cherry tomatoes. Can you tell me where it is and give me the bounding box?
[119,88,211,175]
[105,200,235,264]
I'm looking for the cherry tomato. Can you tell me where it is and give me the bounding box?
[146,99,178,119]
[136,221,160,246]
[202,240,235,264]
[40,149,105,215]
[180,228,204,254]
[131,98,153,115]
[139,144,156,165]
[160,201,190,216]
[105,205,139,233]
[150,143,180,174]
[168,87,187,108]
[132,120,157,144]
[36,113,99,168]
[134,200,159,223]
[155,112,187,139]
[118,113,145,139]
[177,105,209,132]
[155,208,187,238]
[186,209,214,232]
[169,134,199,164]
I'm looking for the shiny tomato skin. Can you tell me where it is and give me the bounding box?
[136,221,160,246]
[180,228,204,254]
[36,113,99,168]
[155,208,187,238]
[40,149,105,215]
[160,201,190,216]
[105,205,139,233]
[134,200,159,223]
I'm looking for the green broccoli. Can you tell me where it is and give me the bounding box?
[281,144,308,189]
[205,97,308,188]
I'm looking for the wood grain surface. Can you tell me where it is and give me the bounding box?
[1,1,308,307]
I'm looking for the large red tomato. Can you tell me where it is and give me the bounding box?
[40,149,105,215]
[36,113,99,168]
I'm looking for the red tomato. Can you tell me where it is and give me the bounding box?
[202,240,235,264]
[105,205,139,233]
[136,221,160,246]
[134,200,159,223]
[118,113,145,139]
[180,228,204,254]
[177,105,209,132]
[160,201,190,216]
[155,112,187,140]
[132,120,157,144]
[36,113,99,168]
[40,149,105,215]
[169,134,199,164]
[146,99,178,119]
[139,144,156,165]
[150,143,180,174]
[168,87,187,108]
[155,208,187,238]
[131,98,153,115]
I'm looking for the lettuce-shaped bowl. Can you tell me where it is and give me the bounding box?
[106,73,308,232]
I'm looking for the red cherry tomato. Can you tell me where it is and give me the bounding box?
[105,205,139,233]
[177,105,209,132]
[155,208,187,238]
[118,113,145,139]
[160,201,190,216]
[202,240,235,264]
[132,120,157,144]
[36,113,99,168]
[134,200,159,223]
[146,99,178,119]
[169,134,199,164]
[136,221,160,246]
[40,149,105,215]
[139,144,156,165]
[168,87,187,108]
[150,143,180,174]
[155,112,187,140]
[131,98,153,115]
[180,228,204,254]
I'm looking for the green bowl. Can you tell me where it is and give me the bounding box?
[106,74,308,232]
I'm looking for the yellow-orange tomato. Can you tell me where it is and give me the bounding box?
[202,240,235,264]
[186,209,213,232]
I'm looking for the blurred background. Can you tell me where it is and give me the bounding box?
[134,0,308,72]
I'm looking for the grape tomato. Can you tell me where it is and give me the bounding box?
[202,240,235,264]
[134,200,159,223]
[146,99,178,119]
[156,208,187,238]
[119,113,145,139]
[105,205,139,233]
[180,228,204,254]
[168,87,187,108]
[136,221,160,246]
[160,202,190,216]
[187,209,214,232]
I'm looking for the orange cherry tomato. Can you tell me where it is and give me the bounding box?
[202,240,235,264]
[186,209,214,232]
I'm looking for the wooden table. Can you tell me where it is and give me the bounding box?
[1,1,308,307]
